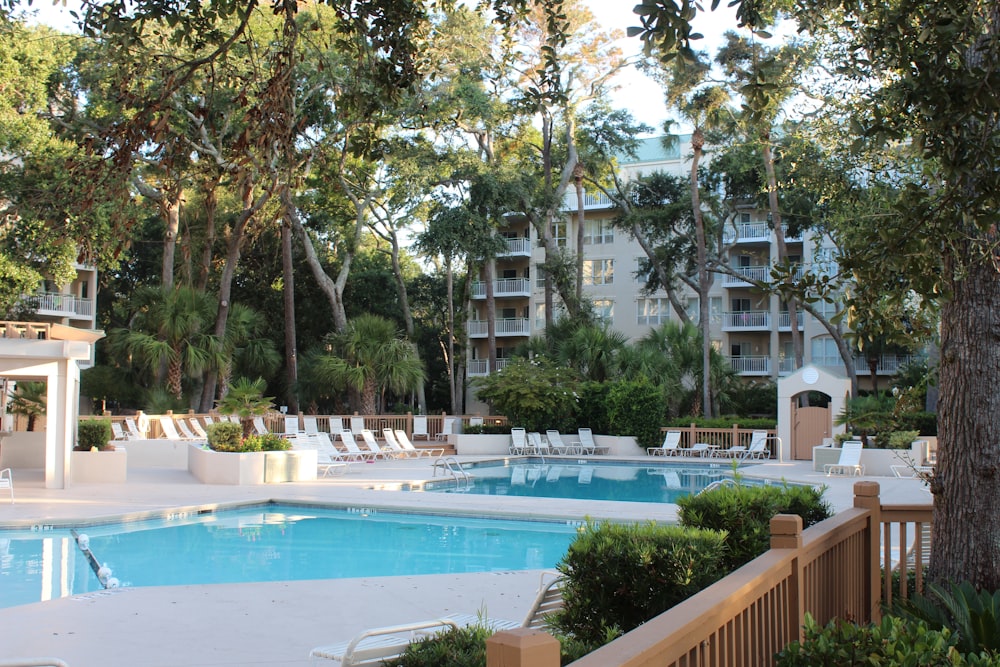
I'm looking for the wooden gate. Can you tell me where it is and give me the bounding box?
[792,404,831,460]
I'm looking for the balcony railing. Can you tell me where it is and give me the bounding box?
[723,221,770,244]
[561,190,615,211]
[722,265,771,286]
[467,358,515,377]
[778,311,804,329]
[498,238,532,257]
[727,355,771,375]
[22,292,95,319]
[852,354,916,375]
[722,310,771,330]
[470,278,532,299]
[467,318,531,338]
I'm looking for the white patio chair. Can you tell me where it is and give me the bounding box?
[0,467,12,503]
[412,415,430,440]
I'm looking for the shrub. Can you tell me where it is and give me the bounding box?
[892,581,1000,655]
[677,481,832,572]
[551,521,728,648]
[888,430,921,449]
[206,422,246,452]
[383,623,494,667]
[776,613,973,666]
[899,411,938,435]
[606,377,665,449]
[244,432,292,452]
[474,358,580,433]
[575,381,611,435]
[77,419,112,451]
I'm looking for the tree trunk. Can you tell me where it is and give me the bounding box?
[196,177,220,291]
[574,163,585,307]
[445,258,457,414]
[690,129,713,418]
[932,247,1000,588]
[385,229,426,412]
[282,213,299,414]
[161,189,182,290]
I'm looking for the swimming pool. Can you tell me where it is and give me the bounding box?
[0,504,580,609]
[421,460,774,503]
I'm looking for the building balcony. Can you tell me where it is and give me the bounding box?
[722,265,771,287]
[777,311,804,330]
[561,190,615,211]
[22,292,95,320]
[498,238,532,258]
[852,354,916,375]
[467,318,531,338]
[727,355,772,376]
[467,357,515,377]
[723,222,770,244]
[470,278,532,299]
[722,311,771,331]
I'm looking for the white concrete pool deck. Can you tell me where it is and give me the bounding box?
[0,456,931,667]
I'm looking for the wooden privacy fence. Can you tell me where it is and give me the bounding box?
[487,481,933,667]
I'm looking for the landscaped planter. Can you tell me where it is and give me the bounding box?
[71,448,127,483]
[0,431,45,468]
[187,444,317,485]
[122,439,190,469]
[812,439,932,477]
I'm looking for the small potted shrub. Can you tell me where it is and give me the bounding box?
[77,419,114,451]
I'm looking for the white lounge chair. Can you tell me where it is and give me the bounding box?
[647,431,682,456]
[111,422,129,441]
[527,431,548,455]
[187,418,208,439]
[124,417,144,439]
[411,415,430,440]
[681,442,712,458]
[284,416,301,440]
[336,431,378,462]
[360,430,394,460]
[824,441,865,476]
[0,467,12,503]
[545,430,579,455]
[175,418,203,440]
[510,428,528,454]
[159,416,199,441]
[252,416,270,436]
[382,429,417,458]
[303,416,338,448]
[577,428,609,455]
[436,417,455,441]
[745,430,770,460]
[395,429,443,457]
[309,572,564,664]
[350,416,366,437]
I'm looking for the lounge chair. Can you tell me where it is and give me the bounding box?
[111,422,129,441]
[395,429,443,457]
[252,416,270,436]
[360,429,395,460]
[159,416,200,441]
[546,430,579,455]
[824,441,865,476]
[411,415,430,440]
[510,428,528,455]
[382,429,416,458]
[175,418,202,440]
[124,417,145,439]
[309,573,564,664]
[744,430,770,460]
[527,431,548,455]
[577,428,609,455]
[436,417,455,441]
[336,431,378,462]
[303,416,338,448]
[647,430,682,456]
[680,442,712,458]
[350,416,366,437]
[187,418,208,439]
[0,467,12,503]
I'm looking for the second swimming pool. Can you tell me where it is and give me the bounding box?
[420,459,778,503]
[0,503,580,609]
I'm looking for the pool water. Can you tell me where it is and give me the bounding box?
[0,505,579,609]
[422,460,769,504]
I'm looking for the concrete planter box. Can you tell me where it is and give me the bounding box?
[812,440,930,477]
[594,435,643,456]
[71,449,128,483]
[0,431,46,468]
[122,439,191,469]
[187,444,317,485]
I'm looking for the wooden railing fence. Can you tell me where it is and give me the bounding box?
[487,481,933,667]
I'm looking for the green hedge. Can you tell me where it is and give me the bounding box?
[384,624,494,667]
[606,378,665,449]
[77,419,112,451]
[551,521,728,651]
[206,422,247,452]
[677,481,832,572]
[244,432,292,451]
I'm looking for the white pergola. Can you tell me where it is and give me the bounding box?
[0,322,104,489]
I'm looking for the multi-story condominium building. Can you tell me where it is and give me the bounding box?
[465,136,909,412]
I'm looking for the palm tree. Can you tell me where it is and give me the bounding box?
[555,324,629,383]
[315,314,425,415]
[109,286,224,402]
[8,381,46,431]
[215,377,275,439]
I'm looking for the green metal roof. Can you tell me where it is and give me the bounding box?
[621,135,691,164]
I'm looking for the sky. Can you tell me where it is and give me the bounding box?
[20,0,745,135]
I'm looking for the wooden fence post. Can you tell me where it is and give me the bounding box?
[853,480,882,623]
[486,629,560,667]
[771,514,805,644]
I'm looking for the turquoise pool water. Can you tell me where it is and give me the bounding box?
[422,460,772,503]
[0,504,579,609]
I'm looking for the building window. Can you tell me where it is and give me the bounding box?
[535,267,546,289]
[551,221,567,248]
[593,299,613,323]
[637,297,671,325]
[583,259,614,285]
[534,302,546,328]
[710,297,722,325]
[583,219,614,245]
[811,336,841,367]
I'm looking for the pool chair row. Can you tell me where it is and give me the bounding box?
[309,572,563,665]
[509,428,610,456]
[111,414,256,442]
[646,430,772,460]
